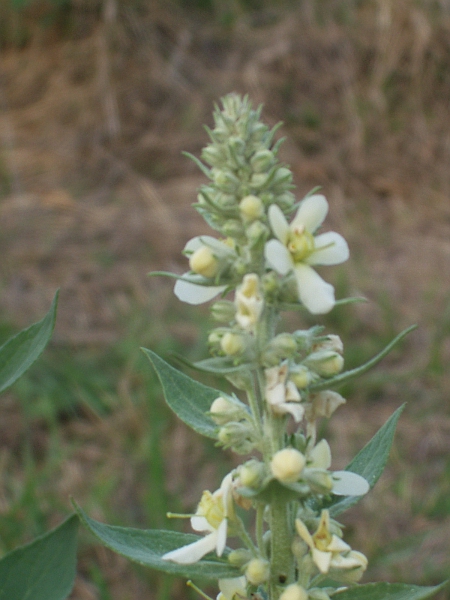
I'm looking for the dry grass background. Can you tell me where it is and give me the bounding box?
[0,1,450,599]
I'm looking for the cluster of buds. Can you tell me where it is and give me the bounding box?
[162,95,369,600]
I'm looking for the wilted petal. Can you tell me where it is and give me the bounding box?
[265,239,293,275]
[294,264,335,314]
[174,278,226,305]
[268,204,290,244]
[307,232,349,266]
[292,195,328,233]
[162,531,218,564]
[331,471,370,496]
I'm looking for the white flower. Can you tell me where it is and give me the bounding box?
[162,473,234,564]
[235,274,264,331]
[265,363,304,423]
[174,236,233,305]
[295,510,368,576]
[264,195,349,314]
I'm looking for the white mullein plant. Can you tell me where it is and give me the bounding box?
[76,94,444,600]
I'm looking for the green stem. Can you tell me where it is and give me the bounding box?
[269,494,294,598]
[256,503,267,558]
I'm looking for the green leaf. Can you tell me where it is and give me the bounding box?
[326,404,405,516]
[309,325,417,393]
[0,290,59,394]
[142,348,218,439]
[0,514,78,600]
[193,357,255,375]
[75,504,239,581]
[334,581,447,600]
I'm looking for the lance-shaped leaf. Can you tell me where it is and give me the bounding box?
[0,290,59,394]
[0,513,78,600]
[142,348,219,439]
[323,404,405,516]
[333,581,447,600]
[75,504,239,581]
[309,325,416,393]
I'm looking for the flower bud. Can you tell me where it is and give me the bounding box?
[211,300,236,323]
[313,334,344,354]
[304,470,333,494]
[305,351,344,378]
[246,220,269,245]
[279,584,308,600]
[250,173,269,189]
[218,422,254,454]
[289,365,313,390]
[201,145,223,166]
[250,121,267,141]
[271,448,306,483]
[262,333,297,366]
[189,246,219,278]
[229,136,246,156]
[276,192,295,211]
[238,460,265,488]
[239,195,264,221]
[250,149,274,173]
[220,332,245,356]
[222,219,245,238]
[272,167,293,189]
[210,396,247,426]
[227,548,252,567]
[214,169,240,192]
[245,558,270,585]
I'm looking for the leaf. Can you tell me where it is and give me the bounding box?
[75,504,239,581]
[309,325,417,393]
[326,404,405,516]
[193,357,256,375]
[0,290,59,394]
[0,514,78,600]
[333,581,447,600]
[142,348,218,439]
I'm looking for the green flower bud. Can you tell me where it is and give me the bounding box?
[214,169,240,193]
[289,365,313,389]
[218,422,255,454]
[262,333,297,366]
[228,548,252,567]
[249,121,267,142]
[220,332,245,356]
[245,558,270,585]
[304,469,333,494]
[239,195,264,221]
[246,220,269,245]
[222,219,245,238]
[250,173,269,189]
[229,136,246,156]
[210,395,247,426]
[305,351,344,378]
[250,149,274,173]
[201,145,223,166]
[211,300,236,322]
[272,167,293,188]
[276,192,295,211]
[239,460,265,488]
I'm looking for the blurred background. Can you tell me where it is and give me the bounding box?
[0,0,449,598]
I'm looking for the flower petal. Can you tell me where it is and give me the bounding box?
[294,264,335,314]
[268,204,290,244]
[331,471,370,496]
[265,239,293,275]
[312,548,332,574]
[191,515,214,533]
[309,439,332,470]
[162,531,218,564]
[307,232,349,266]
[216,518,228,557]
[218,577,247,600]
[293,194,328,233]
[174,278,226,305]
